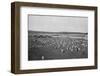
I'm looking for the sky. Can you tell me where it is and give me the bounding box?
[28,15,88,33]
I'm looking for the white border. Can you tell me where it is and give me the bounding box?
[20,6,95,70]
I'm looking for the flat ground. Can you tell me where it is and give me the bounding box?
[28,31,88,60]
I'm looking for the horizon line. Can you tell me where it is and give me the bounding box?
[28,30,88,34]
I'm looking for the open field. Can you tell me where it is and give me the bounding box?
[28,31,88,60]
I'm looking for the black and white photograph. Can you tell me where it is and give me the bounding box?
[11,2,97,74]
[28,15,88,60]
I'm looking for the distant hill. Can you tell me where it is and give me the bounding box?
[28,30,88,35]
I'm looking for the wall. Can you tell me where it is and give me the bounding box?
[0,0,100,76]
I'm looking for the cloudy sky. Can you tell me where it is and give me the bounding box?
[28,15,88,33]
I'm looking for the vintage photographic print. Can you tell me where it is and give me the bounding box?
[28,15,88,60]
[11,2,97,74]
